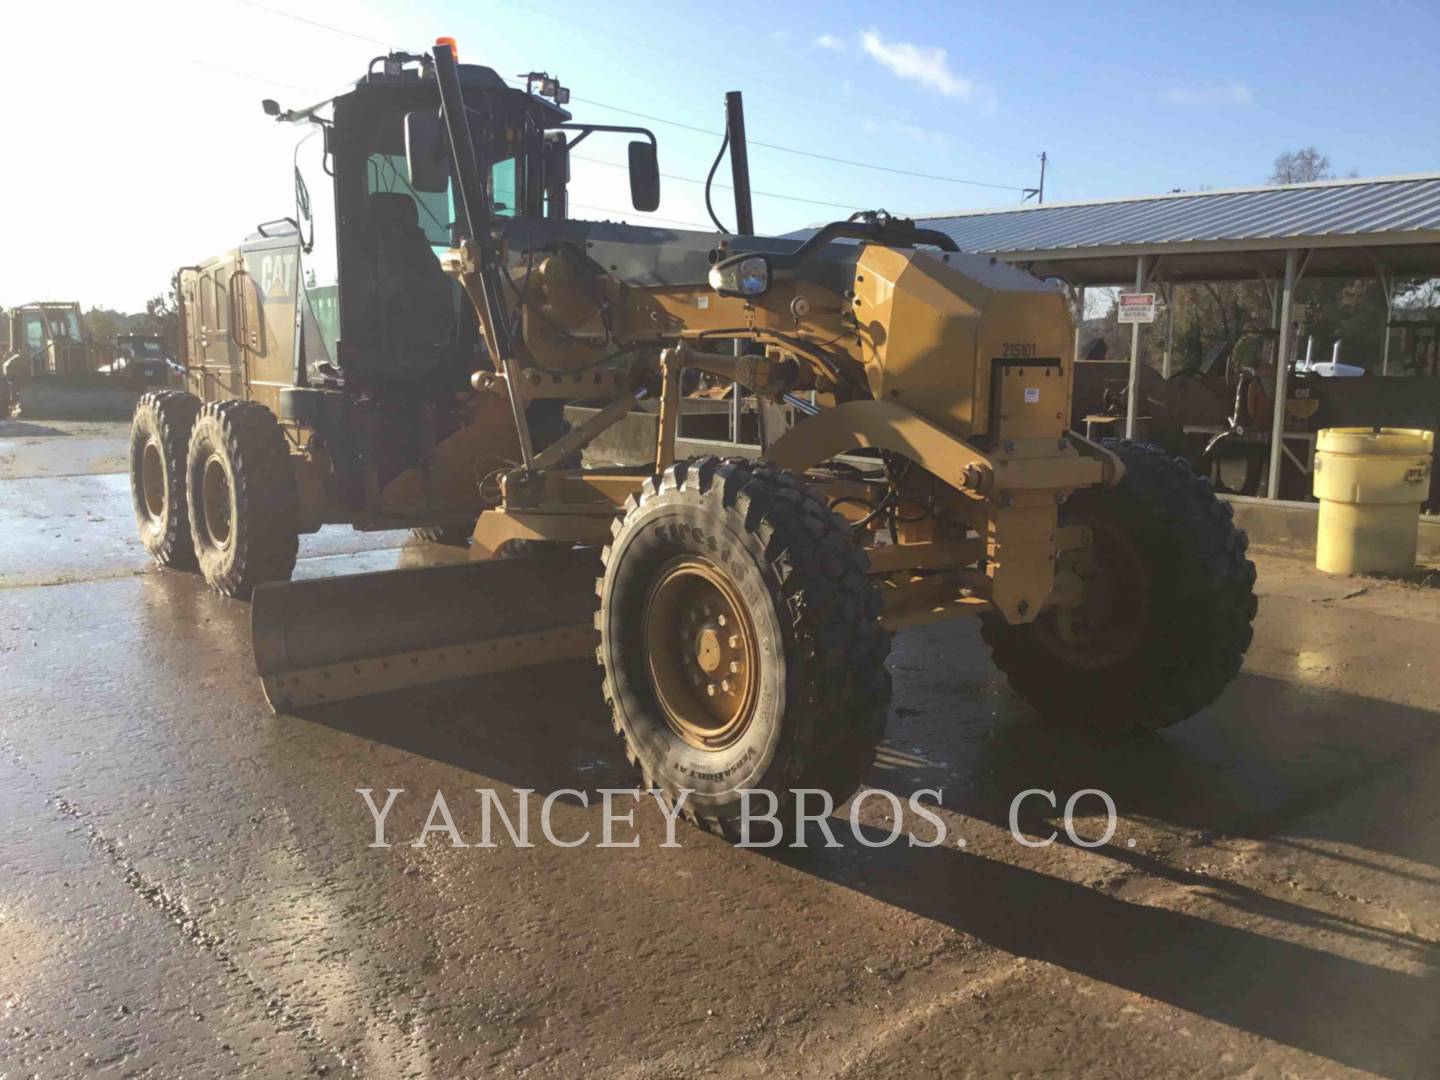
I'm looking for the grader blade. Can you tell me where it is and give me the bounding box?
[252,550,601,711]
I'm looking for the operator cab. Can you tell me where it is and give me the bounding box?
[276,49,659,394]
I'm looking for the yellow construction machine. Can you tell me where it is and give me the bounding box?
[130,41,1256,837]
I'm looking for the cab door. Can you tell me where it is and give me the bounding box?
[18,310,49,375]
[237,239,301,416]
[192,259,245,401]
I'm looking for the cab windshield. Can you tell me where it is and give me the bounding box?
[46,310,80,339]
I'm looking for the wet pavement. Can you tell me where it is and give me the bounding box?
[1,431,1438,1077]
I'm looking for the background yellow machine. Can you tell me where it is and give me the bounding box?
[130,41,1257,839]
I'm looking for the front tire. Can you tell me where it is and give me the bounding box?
[130,390,201,569]
[982,440,1256,735]
[598,457,891,840]
[186,400,299,598]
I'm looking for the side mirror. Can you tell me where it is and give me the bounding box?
[262,99,281,117]
[405,111,450,193]
[628,140,660,212]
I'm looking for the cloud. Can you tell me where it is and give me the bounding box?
[1163,82,1255,107]
[858,29,995,110]
[861,117,950,149]
[812,33,845,51]
[898,124,950,149]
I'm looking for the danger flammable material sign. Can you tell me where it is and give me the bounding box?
[1116,292,1157,324]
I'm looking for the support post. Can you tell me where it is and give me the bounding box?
[1266,249,1299,499]
[1124,256,1148,438]
[1380,274,1395,376]
[1072,284,1086,366]
[1162,281,1175,379]
[1069,284,1085,430]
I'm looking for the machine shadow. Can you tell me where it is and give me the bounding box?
[773,822,1438,1077]
[0,420,68,438]
[773,667,1440,1076]
[926,667,1440,869]
[289,658,635,794]
[285,652,1440,1073]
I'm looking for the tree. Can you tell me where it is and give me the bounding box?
[1270,147,1332,185]
[84,307,132,345]
[144,287,180,357]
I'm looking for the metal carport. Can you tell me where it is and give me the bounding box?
[914,173,1440,497]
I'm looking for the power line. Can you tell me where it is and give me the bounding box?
[495,0,1038,160]
[184,56,323,95]
[564,95,1025,192]
[569,153,867,212]
[227,0,393,47]
[225,1,1027,194]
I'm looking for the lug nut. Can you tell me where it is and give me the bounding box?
[728,635,739,648]
[729,660,741,674]
[720,679,731,693]
[706,684,718,697]
[716,613,727,627]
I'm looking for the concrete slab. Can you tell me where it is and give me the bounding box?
[1227,493,1440,563]
[1,472,1437,1076]
[0,419,132,479]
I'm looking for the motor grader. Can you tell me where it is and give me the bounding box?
[129,40,1256,838]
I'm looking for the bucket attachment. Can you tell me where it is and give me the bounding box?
[12,374,150,420]
[252,549,602,711]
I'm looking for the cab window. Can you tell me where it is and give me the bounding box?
[366,153,453,246]
[296,127,340,362]
[490,158,517,217]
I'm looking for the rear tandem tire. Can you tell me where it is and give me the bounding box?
[981,440,1257,736]
[130,390,202,569]
[186,400,300,599]
[598,457,892,841]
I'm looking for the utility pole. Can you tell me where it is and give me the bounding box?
[1022,152,1047,204]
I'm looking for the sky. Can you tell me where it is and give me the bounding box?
[4,0,1438,312]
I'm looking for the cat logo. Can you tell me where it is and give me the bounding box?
[254,252,298,304]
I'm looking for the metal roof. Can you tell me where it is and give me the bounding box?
[911,173,1440,285]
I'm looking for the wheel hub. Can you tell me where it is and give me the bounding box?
[140,440,165,521]
[1038,516,1148,669]
[201,454,233,549]
[643,557,759,749]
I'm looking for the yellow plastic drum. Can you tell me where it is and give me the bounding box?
[1312,427,1434,574]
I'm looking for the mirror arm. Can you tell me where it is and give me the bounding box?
[551,122,657,149]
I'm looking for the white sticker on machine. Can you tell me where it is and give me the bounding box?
[1024,387,1040,404]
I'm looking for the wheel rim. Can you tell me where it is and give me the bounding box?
[140,440,165,521]
[642,556,760,750]
[200,454,233,548]
[1033,516,1149,669]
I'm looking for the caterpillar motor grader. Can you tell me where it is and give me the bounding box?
[129,40,1256,838]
